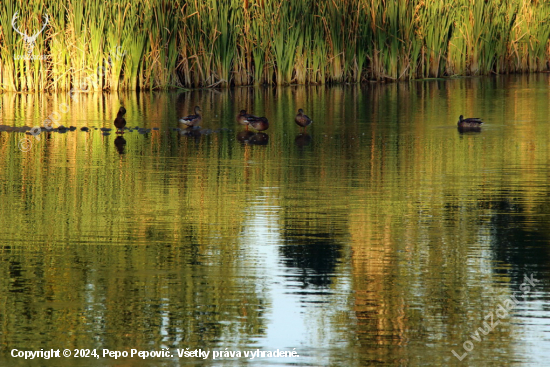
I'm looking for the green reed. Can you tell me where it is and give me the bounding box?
[250,6,268,86]
[0,0,549,91]
[269,0,302,85]
[211,0,238,87]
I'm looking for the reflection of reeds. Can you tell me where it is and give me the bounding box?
[0,0,550,91]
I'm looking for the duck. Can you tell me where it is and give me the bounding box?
[237,110,256,130]
[179,106,202,127]
[457,115,483,128]
[295,108,313,131]
[247,116,269,132]
[114,106,127,133]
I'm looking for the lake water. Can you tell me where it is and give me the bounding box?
[1,75,550,366]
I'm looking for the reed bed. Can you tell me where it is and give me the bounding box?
[1,0,550,91]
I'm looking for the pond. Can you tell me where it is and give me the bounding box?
[1,75,550,366]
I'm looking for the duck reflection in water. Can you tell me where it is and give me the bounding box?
[236,131,269,145]
[249,133,269,145]
[114,136,126,154]
[179,126,202,139]
[457,125,482,134]
[236,130,254,144]
[295,133,312,147]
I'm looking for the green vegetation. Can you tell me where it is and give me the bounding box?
[1,0,550,91]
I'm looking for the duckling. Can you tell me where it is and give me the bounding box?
[179,106,202,127]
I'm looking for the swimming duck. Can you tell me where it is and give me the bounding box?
[247,116,269,132]
[114,106,127,132]
[295,109,312,131]
[179,106,202,127]
[457,115,483,128]
[237,110,256,130]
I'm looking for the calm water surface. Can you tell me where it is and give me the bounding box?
[1,75,550,366]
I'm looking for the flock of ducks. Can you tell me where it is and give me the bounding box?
[1,108,482,139]
[126,107,477,133]
[174,106,313,133]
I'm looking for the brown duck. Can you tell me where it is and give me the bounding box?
[114,106,127,133]
[237,110,256,131]
[295,108,312,131]
[457,115,483,128]
[179,106,202,127]
[247,116,269,132]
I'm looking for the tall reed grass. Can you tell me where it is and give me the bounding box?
[1,0,550,91]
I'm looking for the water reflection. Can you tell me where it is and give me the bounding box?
[481,194,550,282]
[279,241,343,289]
[248,133,269,145]
[294,133,312,147]
[457,125,482,134]
[179,126,202,139]
[114,136,126,154]
[236,131,269,145]
[1,75,550,366]
[236,130,255,143]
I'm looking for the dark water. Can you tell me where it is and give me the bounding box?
[1,75,550,366]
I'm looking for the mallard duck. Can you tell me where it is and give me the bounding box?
[457,115,483,128]
[179,106,202,127]
[114,106,127,132]
[237,109,256,130]
[247,116,269,132]
[295,108,312,131]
